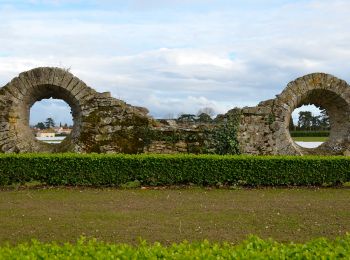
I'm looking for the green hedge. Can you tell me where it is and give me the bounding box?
[290,131,330,137]
[0,235,350,259]
[0,154,350,187]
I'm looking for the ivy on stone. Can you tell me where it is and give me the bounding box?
[210,108,241,155]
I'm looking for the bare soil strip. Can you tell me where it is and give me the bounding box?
[0,187,349,245]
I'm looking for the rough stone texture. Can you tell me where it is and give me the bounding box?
[145,73,350,156]
[1,68,349,155]
[237,73,350,155]
[144,127,208,154]
[0,67,152,153]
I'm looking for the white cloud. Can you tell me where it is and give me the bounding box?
[139,94,236,118]
[30,98,73,125]
[1,0,350,121]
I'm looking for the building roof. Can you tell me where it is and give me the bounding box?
[38,128,56,133]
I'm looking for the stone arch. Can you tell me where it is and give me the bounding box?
[0,67,151,153]
[272,73,350,155]
[3,68,349,155]
[0,67,98,152]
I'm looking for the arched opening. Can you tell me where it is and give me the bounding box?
[30,98,73,144]
[290,104,329,148]
[287,89,350,154]
[17,83,83,152]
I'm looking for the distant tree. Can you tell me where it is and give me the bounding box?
[311,115,321,131]
[319,109,330,130]
[45,117,55,129]
[177,114,196,123]
[63,123,68,128]
[298,111,313,130]
[296,109,330,131]
[197,107,215,117]
[214,114,226,123]
[197,113,212,123]
[35,122,45,130]
[164,113,175,119]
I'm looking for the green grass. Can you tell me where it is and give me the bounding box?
[292,136,328,142]
[0,187,349,245]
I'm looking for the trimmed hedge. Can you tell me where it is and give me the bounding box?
[290,130,330,137]
[0,235,350,259]
[0,154,350,187]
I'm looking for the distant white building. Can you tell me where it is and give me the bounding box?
[55,127,72,135]
[36,128,56,138]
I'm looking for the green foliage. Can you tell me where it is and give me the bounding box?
[197,107,215,117]
[120,180,141,189]
[295,109,330,131]
[177,114,197,123]
[0,235,350,259]
[197,113,212,123]
[144,109,240,155]
[35,122,45,130]
[44,117,55,128]
[0,154,350,187]
[211,125,240,155]
[210,108,241,155]
[290,131,330,137]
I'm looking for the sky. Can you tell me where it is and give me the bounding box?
[0,0,350,125]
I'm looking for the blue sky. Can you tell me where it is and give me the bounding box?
[0,0,349,124]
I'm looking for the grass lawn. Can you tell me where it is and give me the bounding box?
[292,136,328,142]
[0,187,349,245]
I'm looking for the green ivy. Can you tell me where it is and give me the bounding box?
[209,108,241,155]
[268,113,275,125]
[144,109,241,155]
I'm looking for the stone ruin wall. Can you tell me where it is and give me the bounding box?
[0,67,152,153]
[1,67,350,155]
[144,126,214,154]
[238,73,350,156]
[146,73,350,156]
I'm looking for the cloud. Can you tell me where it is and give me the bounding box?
[30,99,73,125]
[1,0,350,122]
[138,95,235,118]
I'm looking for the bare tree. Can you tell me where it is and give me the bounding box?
[197,107,215,117]
[163,112,175,119]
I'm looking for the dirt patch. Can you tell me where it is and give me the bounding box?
[0,187,349,245]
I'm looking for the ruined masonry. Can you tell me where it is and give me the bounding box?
[0,67,349,155]
[0,67,151,153]
[238,73,350,155]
